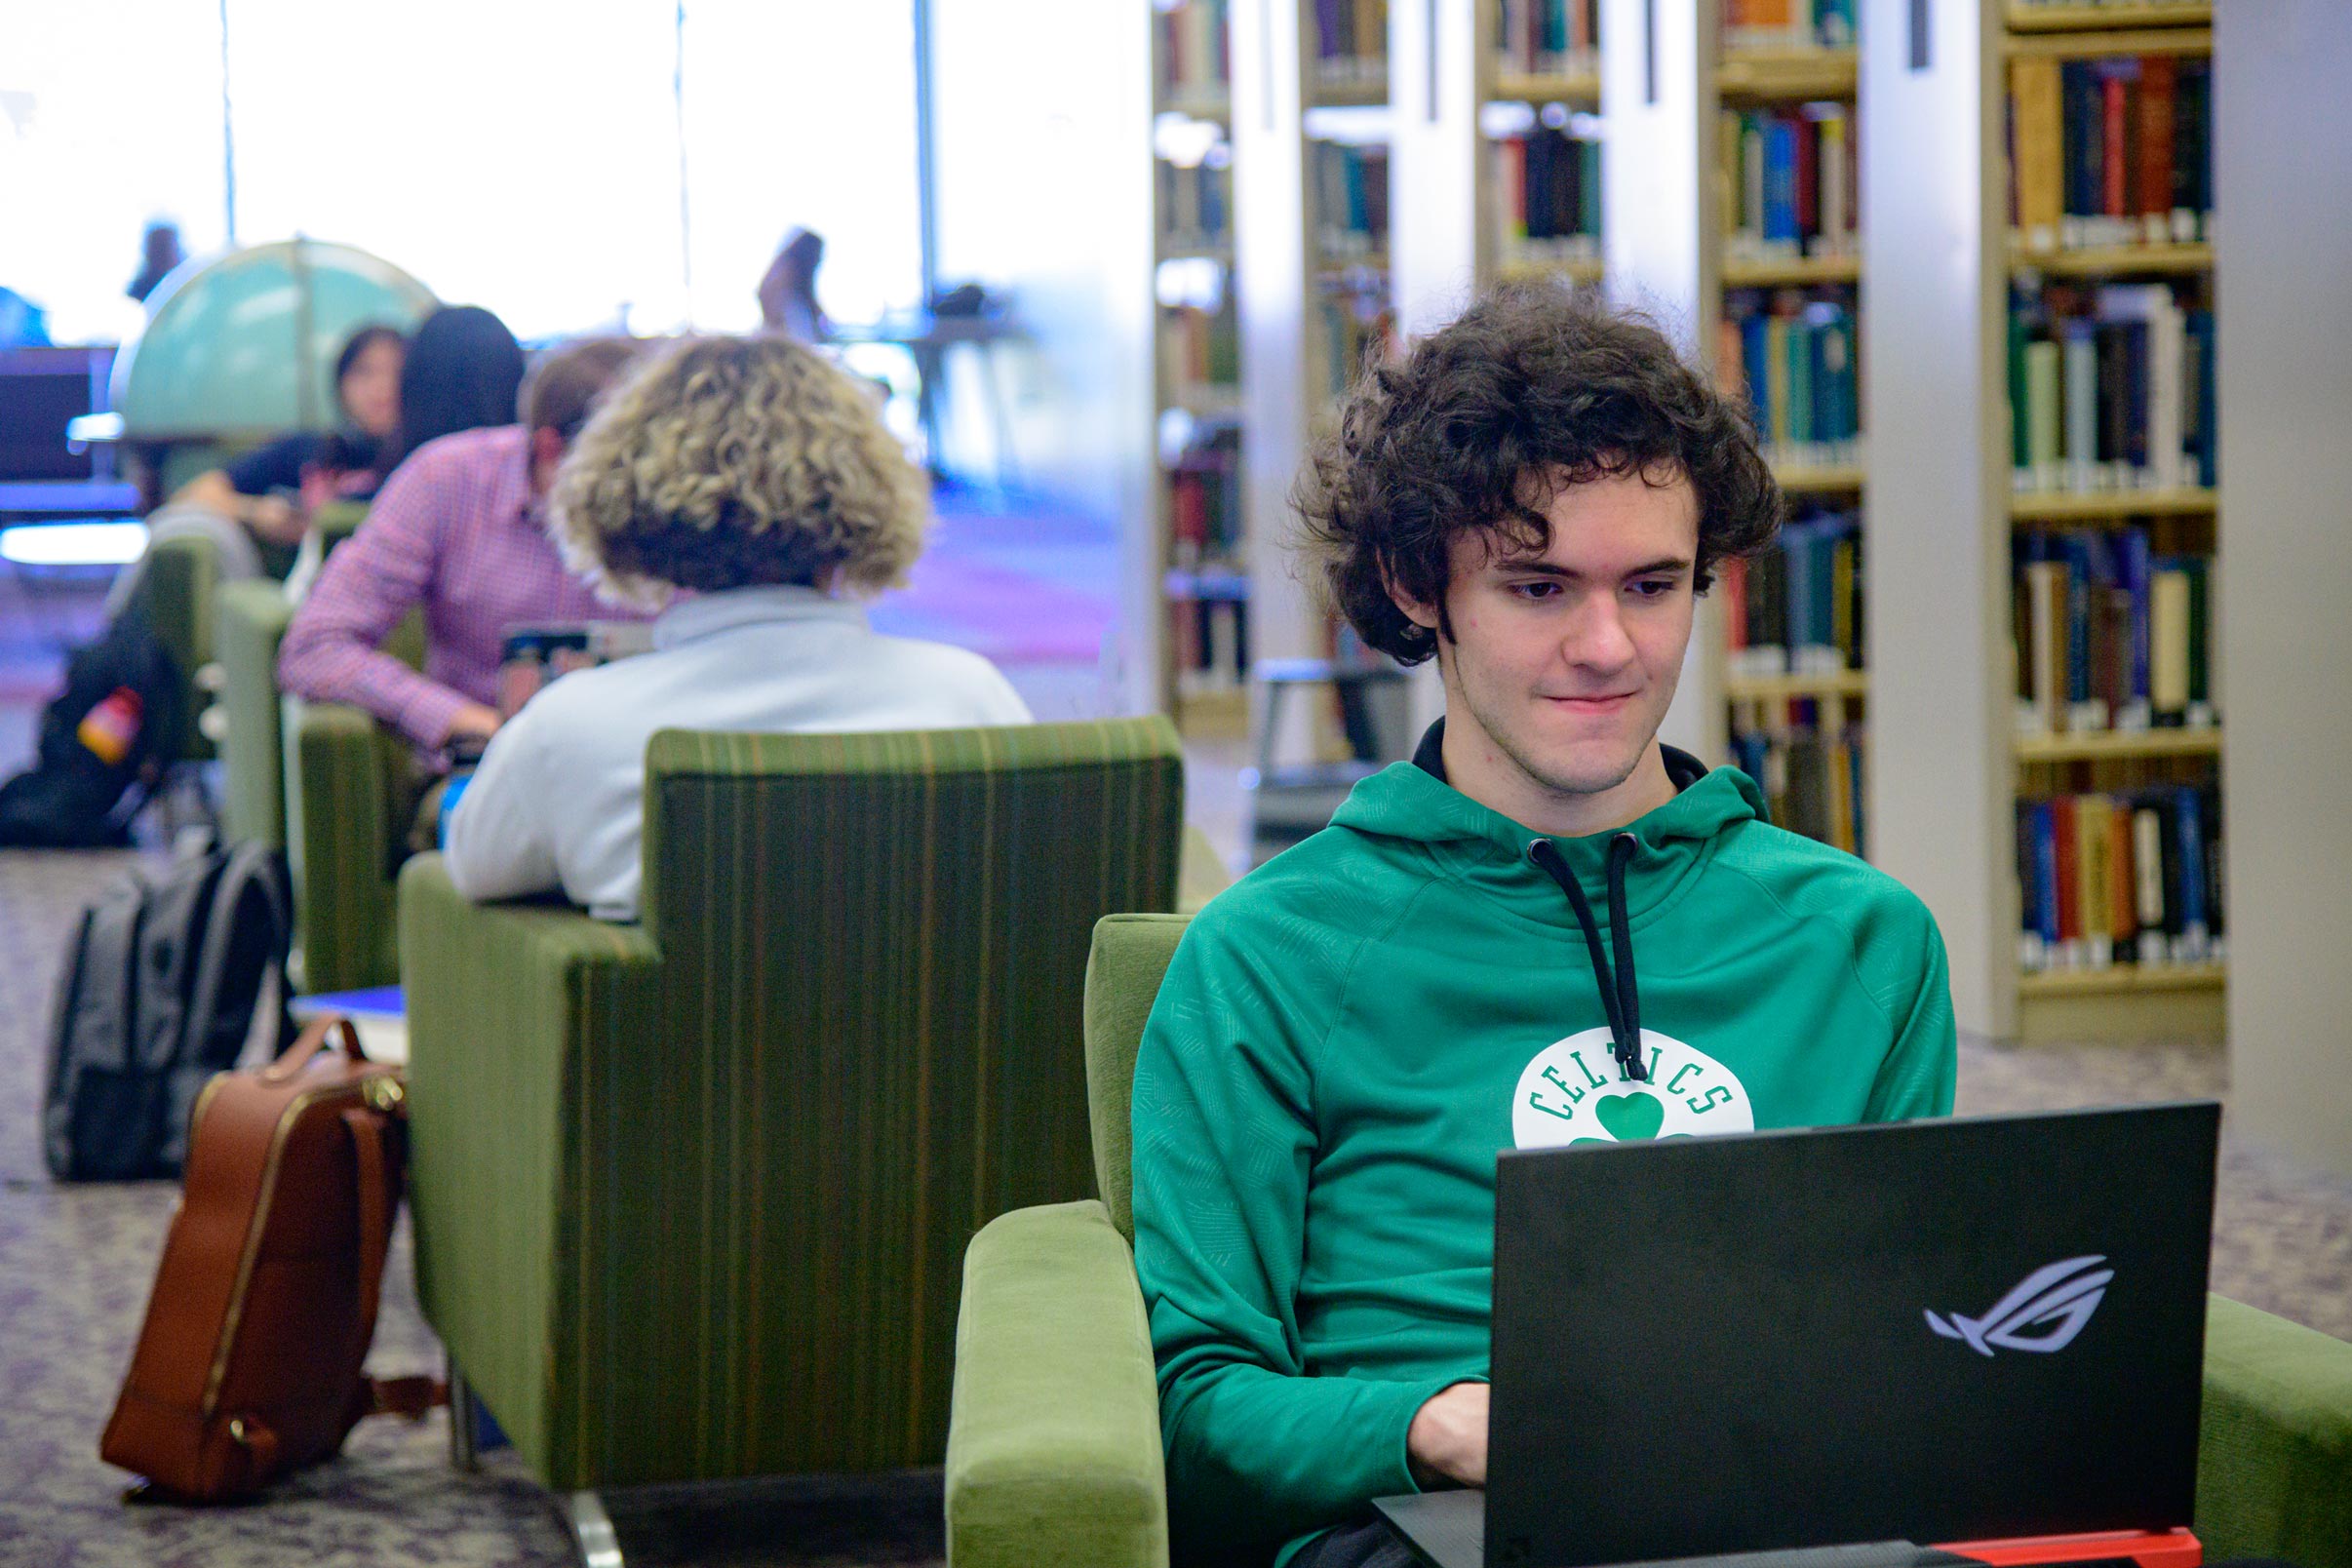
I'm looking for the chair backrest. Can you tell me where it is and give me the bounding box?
[1083,913,1193,1243]
[621,718,1185,1471]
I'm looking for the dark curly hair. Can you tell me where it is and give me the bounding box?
[1295,283,1782,664]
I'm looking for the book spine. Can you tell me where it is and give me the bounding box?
[2149,564,2191,725]
[1819,109,1849,252]
[2013,59,2064,250]
[2079,795,2112,966]
[2053,794,2082,965]
[2133,802,2166,950]
[2108,794,2139,965]
[2175,783,2209,957]
[2035,802,2063,956]
[1764,117,1799,247]
[2137,55,2176,243]
[2184,555,2212,718]
[2100,66,2129,229]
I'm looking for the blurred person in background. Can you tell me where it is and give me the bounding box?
[125,221,185,305]
[105,324,409,616]
[168,324,407,542]
[757,227,829,341]
[443,333,1029,921]
[276,334,648,843]
[384,304,529,466]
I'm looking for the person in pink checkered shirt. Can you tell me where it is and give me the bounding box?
[276,336,649,760]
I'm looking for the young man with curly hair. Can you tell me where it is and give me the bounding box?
[1128,288,1957,1568]
[441,335,1029,921]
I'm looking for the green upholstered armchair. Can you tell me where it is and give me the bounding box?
[943,915,2352,1568]
[398,720,1194,1543]
[211,502,418,993]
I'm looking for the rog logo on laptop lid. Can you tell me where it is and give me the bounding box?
[1927,1255,2114,1357]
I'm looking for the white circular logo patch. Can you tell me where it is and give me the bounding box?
[1510,1027,1755,1150]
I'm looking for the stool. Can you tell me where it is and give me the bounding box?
[1244,656,1407,859]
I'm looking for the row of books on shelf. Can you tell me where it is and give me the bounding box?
[2008,55,2211,255]
[1730,722,1865,858]
[2016,786,2221,974]
[1495,0,1599,76]
[1158,0,1232,97]
[1722,0,1855,52]
[1719,295,1861,463]
[1313,141,1391,257]
[1159,298,1240,391]
[2008,281,2215,493]
[1168,579,1253,694]
[1721,105,1859,261]
[1721,508,1863,679]
[1159,160,1232,252]
[1318,290,1395,400]
[1166,425,1243,566]
[2015,529,2217,735]
[1492,126,1601,263]
[1313,0,1390,82]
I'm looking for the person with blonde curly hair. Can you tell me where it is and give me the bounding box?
[441,334,1030,921]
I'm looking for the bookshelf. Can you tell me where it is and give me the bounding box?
[1154,0,1251,737]
[1222,0,1392,765]
[1592,0,1869,850]
[1863,0,2227,1044]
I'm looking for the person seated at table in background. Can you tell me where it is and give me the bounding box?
[103,323,419,620]
[379,303,529,470]
[170,324,407,544]
[276,333,647,812]
[441,333,1032,921]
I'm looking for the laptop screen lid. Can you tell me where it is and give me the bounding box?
[1485,1102,2218,1568]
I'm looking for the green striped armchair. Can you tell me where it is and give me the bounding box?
[212,502,418,994]
[944,916,2352,1568]
[398,720,1195,1532]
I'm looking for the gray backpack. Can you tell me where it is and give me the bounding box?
[42,840,294,1181]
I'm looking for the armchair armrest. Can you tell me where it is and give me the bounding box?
[948,1200,1168,1568]
[214,581,294,846]
[2197,1294,2352,1568]
[286,699,408,994]
[397,854,664,1486]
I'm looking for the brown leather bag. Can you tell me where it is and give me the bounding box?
[99,1017,439,1501]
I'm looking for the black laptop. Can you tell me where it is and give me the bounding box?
[1375,1102,2220,1568]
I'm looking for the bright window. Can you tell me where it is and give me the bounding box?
[0,1,923,345]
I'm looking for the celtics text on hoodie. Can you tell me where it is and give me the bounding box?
[1128,740,1957,1567]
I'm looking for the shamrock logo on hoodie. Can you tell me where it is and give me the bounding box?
[1511,1027,1756,1150]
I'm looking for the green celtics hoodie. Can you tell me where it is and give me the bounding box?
[1129,727,1956,1567]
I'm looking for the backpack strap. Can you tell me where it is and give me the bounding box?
[340,1099,445,1427]
[179,842,294,1071]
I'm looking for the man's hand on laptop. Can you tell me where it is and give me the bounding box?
[1406,1381,1488,1488]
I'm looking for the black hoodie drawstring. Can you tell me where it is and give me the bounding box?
[1527,834,1648,1082]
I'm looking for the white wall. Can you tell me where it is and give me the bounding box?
[2215,1,2352,1177]
[927,0,1157,708]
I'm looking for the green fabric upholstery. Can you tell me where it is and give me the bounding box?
[1085,914,1191,1244]
[948,1200,1168,1568]
[2197,1295,2352,1568]
[288,699,409,994]
[403,718,1187,1493]
[213,496,420,992]
[950,917,2352,1568]
[215,581,293,846]
[128,533,219,764]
